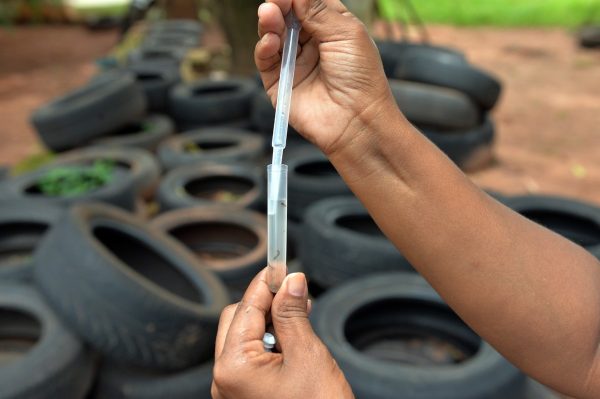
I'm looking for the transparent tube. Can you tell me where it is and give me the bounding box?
[271,11,301,166]
[267,164,288,293]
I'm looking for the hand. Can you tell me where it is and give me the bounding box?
[256,0,397,155]
[211,270,354,399]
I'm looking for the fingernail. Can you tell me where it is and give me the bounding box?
[287,273,307,297]
[258,2,267,16]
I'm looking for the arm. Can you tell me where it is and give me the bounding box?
[257,0,600,397]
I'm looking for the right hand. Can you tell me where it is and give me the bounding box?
[256,0,397,155]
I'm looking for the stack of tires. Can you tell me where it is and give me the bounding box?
[378,41,502,171]
[1,24,596,399]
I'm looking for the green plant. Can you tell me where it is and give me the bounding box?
[377,0,600,27]
[37,160,115,197]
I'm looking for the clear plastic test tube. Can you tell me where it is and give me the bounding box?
[267,164,288,293]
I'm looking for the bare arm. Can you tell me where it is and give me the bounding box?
[256,0,600,397]
[330,100,600,397]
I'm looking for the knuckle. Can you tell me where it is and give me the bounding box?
[275,300,307,321]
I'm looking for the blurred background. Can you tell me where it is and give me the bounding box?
[0,0,598,203]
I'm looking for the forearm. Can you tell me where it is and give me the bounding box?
[328,102,600,397]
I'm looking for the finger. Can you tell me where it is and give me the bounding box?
[258,2,286,39]
[223,269,274,353]
[214,303,237,359]
[293,0,357,44]
[266,0,292,16]
[271,273,318,362]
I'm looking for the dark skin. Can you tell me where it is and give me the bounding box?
[212,1,600,398]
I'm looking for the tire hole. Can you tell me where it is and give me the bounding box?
[345,299,480,366]
[168,222,259,267]
[0,223,48,265]
[294,160,337,177]
[94,225,203,303]
[193,84,239,95]
[0,308,42,366]
[184,176,254,203]
[335,215,384,237]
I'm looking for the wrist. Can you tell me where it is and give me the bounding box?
[325,95,414,184]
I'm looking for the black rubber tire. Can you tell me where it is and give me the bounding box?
[177,117,254,132]
[376,41,466,78]
[0,200,63,281]
[157,163,265,212]
[152,206,267,301]
[300,197,413,288]
[579,26,600,48]
[419,116,496,171]
[157,128,264,170]
[92,361,212,399]
[286,146,351,220]
[503,195,600,259]
[394,55,502,110]
[169,78,256,127]
[0,165,137,211]
[0,284,96,399]
[127,46,187,65]
[390,80,480,130]
[143,34,199,49]
[148,20,203,37]
[311,273,527,399]
[34,203,230,370]
[31,71,146,152]
[93,114,175,152]
[46,146,162,199]
[126,61,181,113]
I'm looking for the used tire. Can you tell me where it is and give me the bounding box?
[311,273,526,399]
[394,56,502,110]
[93,114,175,152]
[579,26,600,48]
[46,146,162,199]
[0,200,63,281]
[157,163,264,212]
[286,146,351,221]
[148,20,203,37]
[504,195,600,259]
[143,34,199,49]
[377,41,466,78]
[34,203,230,370]
[300,197,413,288]
[152,206,267,300]
[157,128,264,170]
[92,361,212,399]
[169,78,256,128]
[126,61,181,112]
[31,71,146,152]
[390,80,480,130]
[0,284,95,399]
[0,165,137,211]
[419,116,496,171]
[128,46,188,65]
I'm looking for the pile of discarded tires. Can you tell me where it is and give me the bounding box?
[378,41,502,171]
[1,23,598,398]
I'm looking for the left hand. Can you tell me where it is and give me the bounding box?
[211,269,354,399]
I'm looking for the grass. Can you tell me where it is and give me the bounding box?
[378,0,600,27]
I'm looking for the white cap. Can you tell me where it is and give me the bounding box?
[263,333,276,352]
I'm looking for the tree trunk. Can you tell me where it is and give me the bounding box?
[162,0,198,20]
[215,0,262,76]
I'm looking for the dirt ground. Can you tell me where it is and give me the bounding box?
[0,24,598,205]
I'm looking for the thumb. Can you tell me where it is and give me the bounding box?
[294,0,359,43]
[271,273,317,359]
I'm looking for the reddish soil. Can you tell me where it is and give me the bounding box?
[0,24,599,206]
